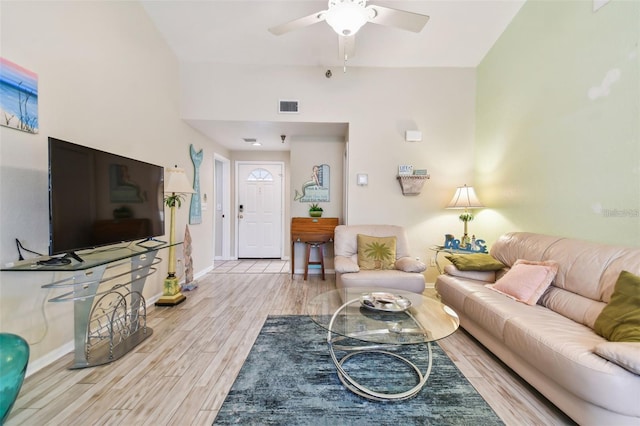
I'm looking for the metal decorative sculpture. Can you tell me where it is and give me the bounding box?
[189,144,203,224]
[182,224,197,291]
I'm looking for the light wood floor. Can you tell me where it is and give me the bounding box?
[7,260,574,425]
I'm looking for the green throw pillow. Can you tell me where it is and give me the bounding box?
[445,253,505,271]
[594,270,640,342]
[357,234,396,270]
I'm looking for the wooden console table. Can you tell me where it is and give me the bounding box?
[291,217,339,276]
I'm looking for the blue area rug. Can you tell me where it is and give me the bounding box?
[214,315,503,425]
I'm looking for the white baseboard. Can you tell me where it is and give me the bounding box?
[26,340,74,378]
[292,268,335,275]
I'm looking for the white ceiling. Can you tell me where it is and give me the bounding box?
[141,0,525,151]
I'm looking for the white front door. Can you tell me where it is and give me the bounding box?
[237,163,283,258]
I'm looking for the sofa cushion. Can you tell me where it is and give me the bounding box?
[334,255,359,273]
[594,342,640,375]
[462,286,547,342]
[490,232,640,304]
[334,225,413,259]
[445,253,505,271]
[395,256,426,273]
[503,315,640,417]
[538,286,605,329]
[339,269,426,294]
[594,271,640,342]
[486,259,558,305]
[357,234,396,270]
[444,264,496,283]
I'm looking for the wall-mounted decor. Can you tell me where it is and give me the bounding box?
[189,144,203,225]
[397,174,430,195]
[0,58,38,134]
[295,164,330,202]
[398,165,413,176]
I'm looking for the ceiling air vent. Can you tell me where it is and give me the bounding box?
[243,138,257,143]
[279,100,299,114]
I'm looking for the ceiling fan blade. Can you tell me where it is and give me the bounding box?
[367,5,430,33]
[338,35,356,60]
[268,10,327,36]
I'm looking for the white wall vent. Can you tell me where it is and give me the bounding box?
[279,100,299,114]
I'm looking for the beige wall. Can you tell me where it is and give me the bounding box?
[0,1,228,370]
[290,138,345,272]
[475,0,640,247]
[181,64,478,282]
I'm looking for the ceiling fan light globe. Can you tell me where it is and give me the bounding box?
[325,3,369,36]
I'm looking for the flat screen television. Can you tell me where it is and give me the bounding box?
[48,137,165,260]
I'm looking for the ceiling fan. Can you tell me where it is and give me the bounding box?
[268,0,430,64]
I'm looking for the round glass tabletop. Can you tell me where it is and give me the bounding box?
[307,287,459,345]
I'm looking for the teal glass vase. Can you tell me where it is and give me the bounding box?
[0,333,29,424]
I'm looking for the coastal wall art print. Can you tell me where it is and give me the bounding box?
[0,57,39,134]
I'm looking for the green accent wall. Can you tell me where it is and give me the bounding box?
[475,0,639,246]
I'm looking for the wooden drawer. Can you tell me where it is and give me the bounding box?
[291,217,339,242]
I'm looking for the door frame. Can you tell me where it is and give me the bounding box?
[214,153,231,260]
[234,160,285,260]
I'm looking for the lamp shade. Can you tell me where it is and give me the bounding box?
[325,0,369,36]
[446,185,483,209]
[164,167,195,194]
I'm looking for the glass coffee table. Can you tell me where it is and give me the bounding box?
[307,287,459,401]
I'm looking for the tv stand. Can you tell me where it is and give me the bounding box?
[64,251,84,263]
[136,237,167,249]
[1,242,177,369]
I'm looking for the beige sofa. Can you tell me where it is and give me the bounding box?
[435,232,640,425]
[333,225,426,294]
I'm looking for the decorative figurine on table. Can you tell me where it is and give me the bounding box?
[444,234,488,253]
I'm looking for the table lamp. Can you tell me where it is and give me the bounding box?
[156,166,194,307]
[446,184,483,249]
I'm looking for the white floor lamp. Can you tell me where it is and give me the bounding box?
[156,166,194,307]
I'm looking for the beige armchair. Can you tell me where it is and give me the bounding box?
[334,225,426,294]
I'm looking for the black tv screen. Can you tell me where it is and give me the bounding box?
[48,137,165,256]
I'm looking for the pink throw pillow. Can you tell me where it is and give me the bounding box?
[486,259,559,305]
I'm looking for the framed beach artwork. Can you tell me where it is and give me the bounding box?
[0,57,39,134]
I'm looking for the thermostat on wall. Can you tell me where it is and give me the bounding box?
[405,130,422,142]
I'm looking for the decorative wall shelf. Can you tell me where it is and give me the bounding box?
[397,175,430,195]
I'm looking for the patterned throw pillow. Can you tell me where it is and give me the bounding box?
[357,234,396,270]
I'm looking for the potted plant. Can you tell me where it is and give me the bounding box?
[309,203,323,217]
